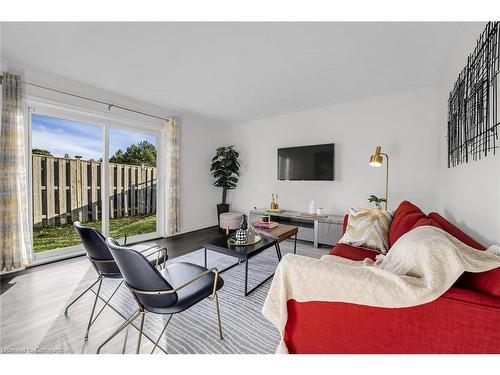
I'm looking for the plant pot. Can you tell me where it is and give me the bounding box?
[217,203,230,226]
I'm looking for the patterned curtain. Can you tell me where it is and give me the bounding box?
[164,118,180,235]
[1,73,33,272]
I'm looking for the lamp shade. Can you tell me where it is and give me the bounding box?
[369,146,383,167]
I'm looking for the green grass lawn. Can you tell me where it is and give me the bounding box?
[33,214,157,253]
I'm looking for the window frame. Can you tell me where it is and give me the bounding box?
[26,97,165,263]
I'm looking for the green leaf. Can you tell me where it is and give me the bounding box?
[210,146,240,199]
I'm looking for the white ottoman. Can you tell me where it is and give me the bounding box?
[219,212,243,230]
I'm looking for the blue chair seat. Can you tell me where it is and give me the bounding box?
[144,262,224,314]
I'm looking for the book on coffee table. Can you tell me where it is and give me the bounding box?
[253,220,279,229]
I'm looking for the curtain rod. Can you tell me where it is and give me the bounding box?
[0,74,170,122]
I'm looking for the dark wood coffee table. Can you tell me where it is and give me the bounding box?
[203,235,280,296]
[253,224,298,255]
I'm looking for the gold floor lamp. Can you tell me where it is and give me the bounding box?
[369,146,389,210]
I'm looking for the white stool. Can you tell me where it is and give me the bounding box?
[219,212,243,230]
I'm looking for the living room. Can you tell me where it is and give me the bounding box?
[1,1,500,373]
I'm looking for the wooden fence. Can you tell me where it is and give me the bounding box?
[32,155,157,227]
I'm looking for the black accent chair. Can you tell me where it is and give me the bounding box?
[97,237,224,354]
[65,222,168,341]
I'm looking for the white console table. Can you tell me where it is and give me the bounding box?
[249,209,344,248]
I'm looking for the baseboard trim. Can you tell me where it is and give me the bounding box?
[166,224,219,239]
[168,222,219,238]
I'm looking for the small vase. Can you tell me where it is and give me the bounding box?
[235,229,247,245]
[240,214,248,230]
[246,225,256,243]
[308,200,316,215]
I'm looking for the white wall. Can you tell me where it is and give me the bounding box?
[227,87,440,217]
[178,112,229,232]
[1,57,227,235]
[436,24,500,245]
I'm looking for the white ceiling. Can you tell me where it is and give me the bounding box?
[1,22,482,124]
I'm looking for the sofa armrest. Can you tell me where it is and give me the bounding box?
[284,287,500,353]
[342,214,348,234]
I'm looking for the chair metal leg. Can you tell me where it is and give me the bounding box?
[90,280,124,325]
[84,278,102,341]
[96,309,140,354]
[136,312,146,354]
[214,292,223,340]
[151,314,173,354]
[64,277,101,316]
[121,322,131,354]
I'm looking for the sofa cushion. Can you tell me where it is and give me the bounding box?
[329,243,378,261]
[388,201,427,247]
[428,212,500,299]
[411,216,442,230]
[460,270,500,299]
[339,207,393,253]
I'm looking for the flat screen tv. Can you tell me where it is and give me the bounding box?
[277,143,335,181]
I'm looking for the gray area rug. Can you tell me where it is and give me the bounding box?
[100,239,326,354]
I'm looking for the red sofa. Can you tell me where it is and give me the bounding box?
[284,201,500,353]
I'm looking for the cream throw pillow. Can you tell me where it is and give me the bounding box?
[339,207,394,254]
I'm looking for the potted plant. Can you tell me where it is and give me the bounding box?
[210,146,240,221]
[368,194,387,209]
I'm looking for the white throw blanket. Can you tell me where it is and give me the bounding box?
[262,226,500,353]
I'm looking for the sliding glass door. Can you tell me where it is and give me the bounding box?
[107,127,159,242]
[31,112,104,254]
[29,105,162,258]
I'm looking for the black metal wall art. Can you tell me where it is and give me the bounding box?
[448,22,500,167]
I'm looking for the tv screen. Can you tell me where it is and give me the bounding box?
[277,143,335,181]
